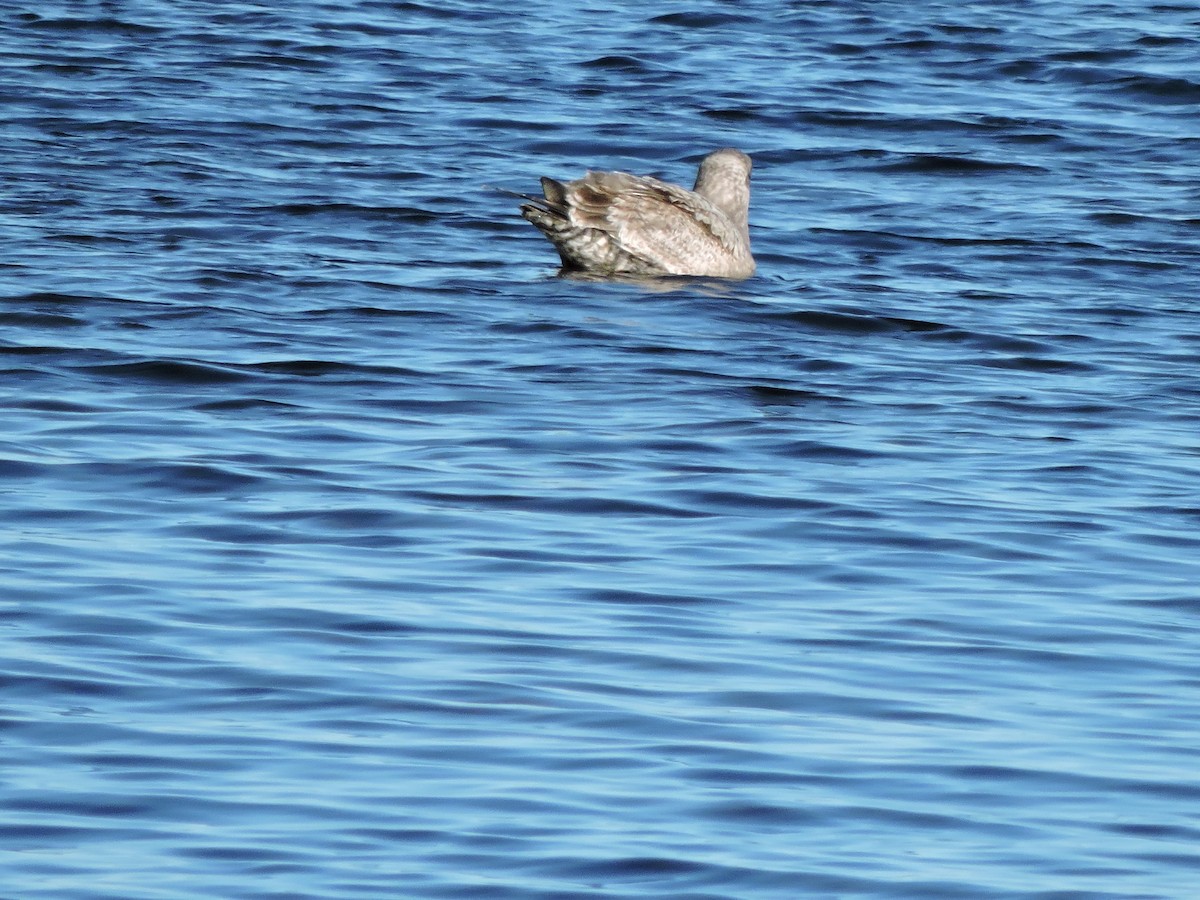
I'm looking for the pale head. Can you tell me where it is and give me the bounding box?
[692,148,752,233]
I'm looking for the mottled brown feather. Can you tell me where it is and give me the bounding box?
[519,149,754,279]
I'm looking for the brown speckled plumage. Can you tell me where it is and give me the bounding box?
[520,149,755,280]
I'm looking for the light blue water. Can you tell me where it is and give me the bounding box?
[3,2,1200,897]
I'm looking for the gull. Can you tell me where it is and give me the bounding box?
[518,148,755,279]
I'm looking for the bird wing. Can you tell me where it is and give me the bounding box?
[566,173,744,274]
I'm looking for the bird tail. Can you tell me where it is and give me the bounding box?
[490,179,570,221]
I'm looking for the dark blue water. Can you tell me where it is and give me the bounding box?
[4,2,1200,897]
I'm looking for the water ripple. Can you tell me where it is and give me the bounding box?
[3,1,1200,898]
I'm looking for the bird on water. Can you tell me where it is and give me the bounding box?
[519,148,755,280]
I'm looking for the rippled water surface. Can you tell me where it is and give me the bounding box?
[4,2,1200,897]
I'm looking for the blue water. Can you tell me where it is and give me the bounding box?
[3,1,1200,897]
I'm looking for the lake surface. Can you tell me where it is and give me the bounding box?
[3,1,1200,897]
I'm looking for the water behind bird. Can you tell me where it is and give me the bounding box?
[3,2,1200,898]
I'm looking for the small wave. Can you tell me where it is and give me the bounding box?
[46,232,136,245]
[1115,73,1200,104]
[649,12,754,28]
[578,55,651,73]
[582,589,719,606]
[979,356,1097,374]
[765,308,948,335]
[410,490,709,519]
[745,384,844,405]
[252,202,438,222]
[699,106,762,122]
[143,463,266,494]
[0,311,85,328]
[247,359,427,380]
[193,398,297,412]
[18,15,162,35]
[76,360,250,385]
[0,458,46,479]
[873,153,1046,174]
[1134,34,1195,47]
[214,53,333,72]
[1049,48,1137,63]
